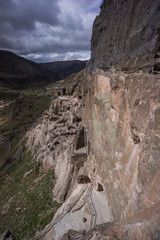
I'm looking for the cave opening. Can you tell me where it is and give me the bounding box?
[76,127,87,150]
[97,183,104,192]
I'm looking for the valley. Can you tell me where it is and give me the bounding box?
[0,56,84,239]
[0,0,160,239]
[0,84,58,239]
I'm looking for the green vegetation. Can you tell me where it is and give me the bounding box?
[0,149,61,239]
[0,86,19,100]
[0,85,52,156]
[0,83,62,239]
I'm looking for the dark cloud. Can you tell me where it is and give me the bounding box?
[0,0,101,62]
[0,0,59,31]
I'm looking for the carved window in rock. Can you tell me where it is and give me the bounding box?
[63,89,66,95]
[76,127,86,150]
[74,126,89,157]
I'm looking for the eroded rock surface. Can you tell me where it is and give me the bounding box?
[91,0,160,72]
[82,71,160,220]
[27,96,83,201]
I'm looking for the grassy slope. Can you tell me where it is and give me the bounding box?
[0,84,61,239]
[0,86,51,142]
[0,149,61,239]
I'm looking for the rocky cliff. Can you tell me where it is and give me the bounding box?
[25,1,160,239]
[84,0,160,220]
[90,0,160,73]
[78,0,160,238]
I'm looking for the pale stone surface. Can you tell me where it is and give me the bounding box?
[50,184,111,240]
[26,96,82,170]
[26,96,83,202]
[53,205,91,240]
[91,190,111,225]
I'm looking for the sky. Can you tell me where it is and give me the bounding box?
[0,0,102,63]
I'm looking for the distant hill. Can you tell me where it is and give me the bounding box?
[0,50,87,89]
[40,60,87,80]
[0,50,57,89]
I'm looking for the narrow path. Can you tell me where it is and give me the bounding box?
[85,185,97,229]
[0,136,11,167]
[31,186,87,240]
[31,184,97,240]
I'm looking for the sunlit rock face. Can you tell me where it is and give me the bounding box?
[82,70,160,221]
[77,0,160,238]
[90,0,160,73]
[82,0,160,222]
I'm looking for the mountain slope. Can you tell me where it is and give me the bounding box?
[41,60,87,80]
[0,50,57,89]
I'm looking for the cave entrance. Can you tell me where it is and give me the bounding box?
[96,183,104,192]
[72,126,90,161]
[76,127,87,150]
[63,89,66,95]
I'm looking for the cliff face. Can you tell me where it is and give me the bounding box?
[82,71,160,220]
[82,0,160,220]
[26,1,160,239]
[78,0,160,238]
[91,0,160,72]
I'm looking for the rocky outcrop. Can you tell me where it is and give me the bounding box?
[90,0,160,72]
[27,96,83,201]
[62,69,86,98]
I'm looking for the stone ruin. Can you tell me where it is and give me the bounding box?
[53,87,66,97]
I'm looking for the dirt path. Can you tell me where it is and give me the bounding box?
[0,136,11,167]
[0,144,23,177]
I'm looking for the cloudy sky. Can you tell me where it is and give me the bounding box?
[0,0,102,62]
